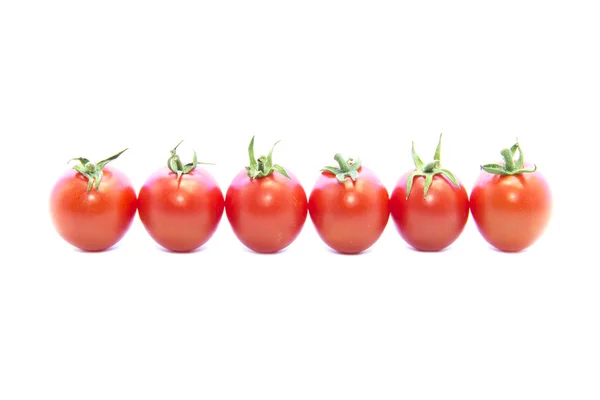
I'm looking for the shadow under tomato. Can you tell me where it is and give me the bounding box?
[156,245,207,254]
[240,246,291,256]
[488,245,528,254]
[403,244,451,254]
[324,246,374,256]
[73,245,120,253]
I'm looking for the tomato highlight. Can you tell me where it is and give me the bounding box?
[308,153,389,254]
[470,140,552,252]
[50,148,137,252]
[137,141,225,252]
[389,134,469,251]
[225,136,308,253]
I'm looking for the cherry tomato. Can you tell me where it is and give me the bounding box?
[137,141,225,252]
[225,136,308,253]
[308,154,389,254]
[470,141,552,252]
[50,149,137,251]
[389,134,469,251]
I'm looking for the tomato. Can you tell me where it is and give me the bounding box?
[389,135,469,251]
[308,154,389,254]
[470,141,552,252]
[225,136,308,253]
[49,149,137,251]
[137,141,225,252]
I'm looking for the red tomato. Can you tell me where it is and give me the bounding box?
[308,154,389,254]
[470,142,552,252]
[225,136,308,253]
[137,141,225,252]
[389,135,469,251]
[50,149,137,251]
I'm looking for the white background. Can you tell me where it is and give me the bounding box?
[1,1,598,399]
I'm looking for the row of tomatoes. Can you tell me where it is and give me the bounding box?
[49,135,552,254]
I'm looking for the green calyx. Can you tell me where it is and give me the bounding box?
[167,140,214,182]
[480,140,537,175]
[406,133,460,199]
[321,153,362,183]
[69,148,128,192]
[245,135,290,179]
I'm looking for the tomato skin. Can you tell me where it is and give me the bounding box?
[137,167,225,252]
[308,166,389,254]
[49,166,137,251]
[225,169,308,253]
[389,172,469,251]
[470,169,552,252]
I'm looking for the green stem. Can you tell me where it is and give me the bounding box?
[405,134,460,198]
[422,161,440,173]
[257,156,268,175]
[245,136,290,179]
[167,140,213,181]
[480,141,537,176]
[334,153,351,171]
[69,148,128,192]
[321,154,362,183]
[500,148,515,172]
